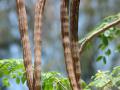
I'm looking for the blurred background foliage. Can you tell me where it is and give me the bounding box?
[0,0,120,89]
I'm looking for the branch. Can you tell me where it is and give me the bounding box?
[70,0,81,89]
[33,0,46,90]
[79,18,120,55]
[16,0,33,90]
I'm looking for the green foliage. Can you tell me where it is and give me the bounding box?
[97,15,120,64]
[97,27,120,64]
[96,55,107,64]
[0,59,72,89]
[0,59,25,87]
[0,59,71,89]
[79,13,120,64]
[85,66,120,90]
[79,13,120,44]
[42,72,71,90]
[2,78,10,87]
[0,59,120,90]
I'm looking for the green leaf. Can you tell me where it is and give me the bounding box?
[2,78,10,87]
[11,73,16,79]
[105,49,111,56]
[102,35,108,46]
[103,56,107,64]
[16,77,20,84]
[114,28,120,35]
[98,43,107,50]
[81,80,87,88]
[96,56,103,62]
[18,71,23,76]
[21,75,26,84]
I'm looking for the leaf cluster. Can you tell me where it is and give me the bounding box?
[85,66,120,90]
[79,13,120,64]
[0,59,25,87]
[0,59,120,90]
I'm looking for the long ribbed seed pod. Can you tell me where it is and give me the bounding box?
[16,0,33,90]
[70,0,81,89]
[33,0,46,90]
[60,0,79,90]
